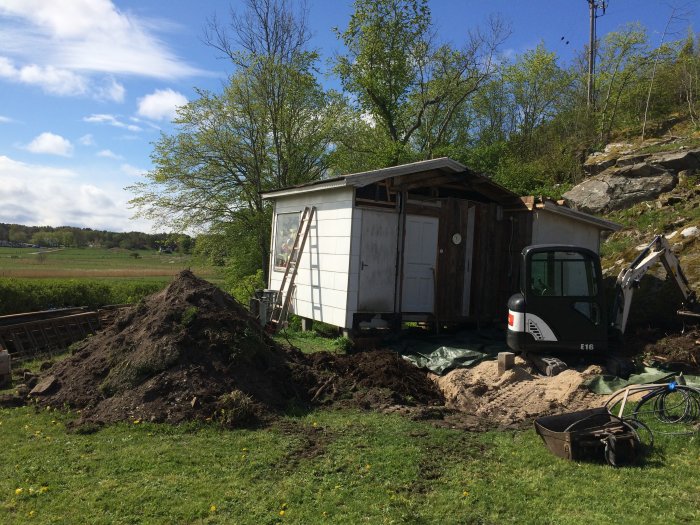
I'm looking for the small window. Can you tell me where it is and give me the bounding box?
[273,212,300,270]
[529,251,598,297]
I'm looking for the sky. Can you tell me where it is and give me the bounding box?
[0,0,697,233]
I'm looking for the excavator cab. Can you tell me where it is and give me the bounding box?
[507,245,609,355]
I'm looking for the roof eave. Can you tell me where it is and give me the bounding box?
[540,201,622,231]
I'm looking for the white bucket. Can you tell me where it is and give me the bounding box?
[0,349,10,378]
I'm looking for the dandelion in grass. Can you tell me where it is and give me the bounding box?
[279,510,286,516]
[15,488,23,495]
[210,504,217,513]
[39,486,48,494]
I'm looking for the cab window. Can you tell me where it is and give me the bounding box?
[529,251,598,297]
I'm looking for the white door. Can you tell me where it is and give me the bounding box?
[358,209,399,312]
[402,215,439,312]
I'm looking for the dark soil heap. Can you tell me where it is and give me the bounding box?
[35,271,441,426]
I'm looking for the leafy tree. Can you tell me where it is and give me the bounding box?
[333,0,508,167]
[504,44,572,147]
[129,0,340,282]
[594,24,649,141]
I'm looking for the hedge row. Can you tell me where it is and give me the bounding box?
[0,278,167,315]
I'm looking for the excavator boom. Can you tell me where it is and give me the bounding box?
[612,235,697,335]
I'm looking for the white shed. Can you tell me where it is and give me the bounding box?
[261,158,620,331]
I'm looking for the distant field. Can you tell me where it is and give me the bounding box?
[0,247,222,314]
[0,247,219,280]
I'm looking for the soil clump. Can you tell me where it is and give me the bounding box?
[32,271,442,427]
[628,328,700,371]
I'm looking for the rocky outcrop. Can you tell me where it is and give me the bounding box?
[565,145,700,213]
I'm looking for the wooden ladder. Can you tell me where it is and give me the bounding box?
[269,206,316,330]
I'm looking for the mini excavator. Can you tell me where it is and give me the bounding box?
[506,235,698,375]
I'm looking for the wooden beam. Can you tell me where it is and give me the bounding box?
[392,173,466,191]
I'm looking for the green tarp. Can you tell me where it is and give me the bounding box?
[388,329,507,375]
[584,367,700,394]
[385,329,700,389]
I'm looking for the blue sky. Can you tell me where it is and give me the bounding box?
[0,0,696,232]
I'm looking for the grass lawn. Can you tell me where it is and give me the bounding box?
[0,405,698,525]
[0,247,219,280]
[1,339,699,525]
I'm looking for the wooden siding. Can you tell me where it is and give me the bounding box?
[269,188,355,328]
[435,198,471,322]
[470,205,532,323]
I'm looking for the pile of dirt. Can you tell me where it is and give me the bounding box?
[32,271,442,426]
[302,350,443,408]
[633,328,700,370]
[433,357,604,429]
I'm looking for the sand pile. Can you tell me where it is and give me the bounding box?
[33,271,442,426]
[434,357,604,428]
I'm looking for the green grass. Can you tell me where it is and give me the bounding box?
[0,247,223,315]
[0,406,697,524]
[274,330,350,354]
[0,247,217,279]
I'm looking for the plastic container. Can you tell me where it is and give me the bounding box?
[0,348,10,378]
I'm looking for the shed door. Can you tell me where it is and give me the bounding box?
[402,215,439,312]
[358,209,398,312]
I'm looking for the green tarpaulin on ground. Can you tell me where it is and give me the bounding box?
[388,329,508,375]
[584,367,700,394]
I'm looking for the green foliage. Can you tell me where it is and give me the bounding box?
[331,336,354,354]
[0,222,191,250]
[180,306,199,327]
[0,278,164,315]
[129,1,342,282]
[334,0,507,167]
[226,269,265,306]
[215,390,257,426]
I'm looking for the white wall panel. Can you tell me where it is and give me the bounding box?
[267,187,355,328]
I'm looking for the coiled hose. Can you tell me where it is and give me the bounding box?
[606,381,700,437]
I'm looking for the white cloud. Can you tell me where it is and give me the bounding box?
[97,149,122,160]
[120,163,145,178]
[0,154,152,231]
[0,1,204,80]
[25,132,73,156]
[0,56,88,96]
[83,113,142,132]
[0,114,12,123]
[95,76,125,103]
[78,133,94,146]
[137,88,187,121]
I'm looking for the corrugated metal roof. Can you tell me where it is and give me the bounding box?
[260,157,467,199]
[260,157,621,232]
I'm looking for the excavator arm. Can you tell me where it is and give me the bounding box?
[612,235,697,335]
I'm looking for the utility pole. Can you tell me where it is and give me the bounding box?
[587,0,607,110]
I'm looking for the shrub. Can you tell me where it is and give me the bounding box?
[0,278,165,315]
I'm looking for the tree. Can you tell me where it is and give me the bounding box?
[128,0,340,281]
[595,24,649,142]
[504,44,572,145]
[333,0,508,167]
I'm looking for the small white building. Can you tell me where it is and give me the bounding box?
[261,158,619,331]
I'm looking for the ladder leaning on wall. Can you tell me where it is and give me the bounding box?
[268,206,316,331]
